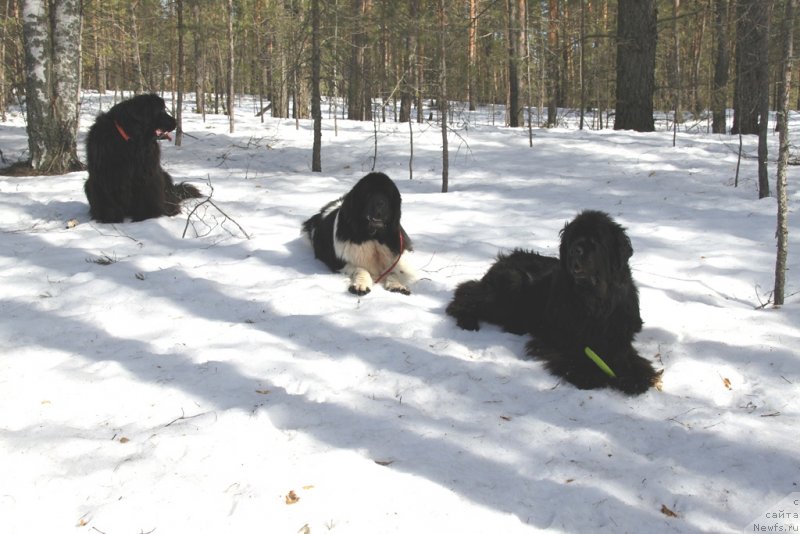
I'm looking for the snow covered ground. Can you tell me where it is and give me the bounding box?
[1,93,798,533]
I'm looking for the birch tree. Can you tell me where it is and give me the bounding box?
[774,0,796,306]
[21,0,82,173]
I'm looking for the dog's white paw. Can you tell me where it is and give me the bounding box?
[349,270,373,296]
[383,278,410,295]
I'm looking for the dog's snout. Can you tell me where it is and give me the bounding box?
[570,242,587,274]
[368,195,389,221]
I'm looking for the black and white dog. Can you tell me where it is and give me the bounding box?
[302,172,415,295]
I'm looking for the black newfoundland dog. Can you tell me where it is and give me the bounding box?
[84,93,201,223]
[446,210,661,395]
[302,172,415,295]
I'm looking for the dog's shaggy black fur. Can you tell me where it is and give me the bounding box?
[302,172,414,295]
[446,210,661,395]
[83,94,201,223]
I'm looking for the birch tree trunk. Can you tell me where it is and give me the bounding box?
[773,0,795,306]
[22,0,83,174]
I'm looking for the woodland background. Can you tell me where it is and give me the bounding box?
[0,0,797,131]
[0,0,796,302]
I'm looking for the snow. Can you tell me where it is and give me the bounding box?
[1,93,798,533]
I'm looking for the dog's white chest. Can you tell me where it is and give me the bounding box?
[336,238,396,278]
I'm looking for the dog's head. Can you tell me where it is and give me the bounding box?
[343,172,403,237]
[559,210,633,295]
[108,94,176,142]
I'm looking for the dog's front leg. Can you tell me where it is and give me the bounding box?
[347,267,373,295]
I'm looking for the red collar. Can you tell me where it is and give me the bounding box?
[114,121,130,142]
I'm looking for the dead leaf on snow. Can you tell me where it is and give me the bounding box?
[722,377,732,390]
[661,504,679,518]
[285,490,300,505]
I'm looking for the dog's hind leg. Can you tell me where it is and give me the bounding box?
[173,181,202,200]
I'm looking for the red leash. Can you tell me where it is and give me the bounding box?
[374,231,404,284]
[114,121,130,142]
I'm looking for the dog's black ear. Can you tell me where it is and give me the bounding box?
[558,219,574,268]
[606,223,633,274]
[109,99,148,138]
[616,229,633,261]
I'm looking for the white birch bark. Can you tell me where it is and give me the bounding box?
[21,0,82,173]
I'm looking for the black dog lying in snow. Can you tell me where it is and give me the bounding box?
[446,210,661,395]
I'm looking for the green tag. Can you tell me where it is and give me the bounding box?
[584,346,617,378]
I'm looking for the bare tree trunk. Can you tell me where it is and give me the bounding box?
[506,0,521,127]
[468,0,478,112]
[438,0,448,193]
[578,0,585,130]
[332,0,339,134]
[755,2,772,199]
[546,0,559,127]
[130,1,145,93]
[227,0,234,133]
[1,0,10,120]
[671,0,682,128]
[192,0,205,117]
[22,0,83,173]
[399,0,417,123]
[732,0,770,136]
[311,0,322,172]
[90,4,105,94]
[175,0,185,147]
[348,0,366,121]
[416,39,425,124]
[774,0,796,306]
[614,0,656,132]
[689,4,707,116]
[524,0,533,144]
[711,0,729,134]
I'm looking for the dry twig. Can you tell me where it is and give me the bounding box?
[182,176,251,240]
